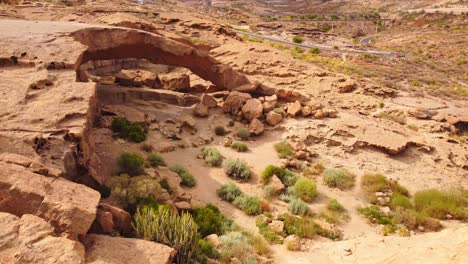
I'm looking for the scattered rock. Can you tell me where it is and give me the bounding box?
[242,98,263,121]
[249,118,265,136]
[301,106,312,117]
[223,136,233,147]
[314,109,324,119]
[193,103,209,117]
[266,111,283,126]
[287,101,302,117]
[115,69,142,87]
[262,94,277,112]
[411,109,438,120]
[223,91,252,115]
[418,225,425,232]
[201,93,217,108]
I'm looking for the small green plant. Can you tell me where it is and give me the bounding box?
[170,165,196,187]
[111,117,130,135]
[214,126,227,136]
[303,163,325,177]
[292,35,304,43]
[323,168,355,190]
[358,205,392,225]
[273,108,284,115]
[219,232,251,262]
[393,208,442,231]
[193,204,223,237]
[133,206,199,264]
[159,179,172,195]
[231,141,249,152]
[361,173,409,203]
[233,194,263,215]
[293,178,317,202]
[327,199,345,212]
[201,147,223,167]
[140,143,154,152]
[309,47,320,54]
[390,192,412,209]
[217,183,243,202]
[235,128,250,141]
[273,141,294,159]
[147,152,166,167]
[282,214,316,239]
[223,159,252,181]
[128,123,146,143]
[118,152,145,176]
[414,189,467,220]
[255,216,284,244]
[111,117,147,143]
[228,120,235,127]
[193,239,220,263]
[288,198,312,216]
[261,165,299,187]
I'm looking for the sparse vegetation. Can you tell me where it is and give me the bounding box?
[223,158,252,181]
[292,35,304,44]
[309,47,320,54]
[414,189,467,220]
[327,199,345,212]
[147,152,166,167]
[293,178,317,202]
[233,194,263,215]
[201,147,223,167]
[361,173,409,203]
[217,183,242,202]
[170,164,196,187]
[288,198,312,216]
[111,117,147,143]
[303,163,325,177]
[256,216,284,244]
[235,128,250,141]
[273,141,294,159]
[140,143,154,153]
[118,152,145,176]
[214,126,227,136]
[231,141,249,152]
[261,165,299,187]
[323,168,355,190]
[319,199,349,224]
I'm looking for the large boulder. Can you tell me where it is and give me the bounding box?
[249,118,265,136]
[222,91,252,115]
[159,72,190,92]
[242,98,263,121]
[193,103,209,117]
[84,234,176,264]
[91,203,133,236]
[201,93,217,108]
[266,111,283,126]
[287,101,302,118]
[0,161,100,239]
[0,213,85,263]
[268,174,285,195]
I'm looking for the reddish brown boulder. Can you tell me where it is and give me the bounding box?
[266,111,283,126]
[193,103,209,117]
[201,93,218,108]
[287,101,302,117]
[222,91,252,115]
[249,118,265,136]
[242,98,263,121]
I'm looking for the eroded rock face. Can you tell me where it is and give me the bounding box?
[0,213,85,263]
[84,234,176,264]
[0,161,100,239]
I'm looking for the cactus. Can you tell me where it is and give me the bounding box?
[133,206,199,264]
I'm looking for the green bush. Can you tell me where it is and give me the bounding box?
[414,189,467,219]
[282,214,316,239]
[128,123,146,143]
[170,165,196,187]
[327,199,345,212]
[273,141,294,159]
[309,47,320,54]
[111,117,130,135]
[288,198,311,216]
[261,165,299,187]
[233,194,262,215]
[235,128,250,141]
[393,208,442,231]
[118,152,145,176]
[358,205,392,225]
[255,216,284,244]
[223,159,252,181]
[293,178,317,202]
[193,205,223,237]
[323,168,355,190]
[231,141,249,152]
[390,192,412,209]
[201,147,223,167]
[292,35,304,43]
[133,206,199,264]
[214,126,227,136]
[193,239,220,264]
[217,183,243,202]
[147,152,166,167]
[361,173,409,203]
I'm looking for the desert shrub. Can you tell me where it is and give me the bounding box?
[111,117,130,135]
[292,35,304,43]
[140,143,154,152]
[147,152,166,167]
[223,159,252,181]
[389,181,410,197]
[361,173,409,203]
[393,208,442,231]
[327,199,345,212]
[414,189,467,219]
[219,232,251,262]
[193,204,223,237]
[193,239,220,264]
[250,234,271,256]
[231,141,249,152]
[273,141,294,159]
[261,165,299,186]
[159,179,172,194]
[255,216,284,244]
[303,163,325,177]
[170,164,196,187]
[282,214,316,239]
[309,47,320,54]
[228,120,235,127]
[293,178,317,202]
[235,128,250,141]
[133,206,199,264]
[217,183,242,202]
[263,185,273,200]
[118,152,145,176]
[127,123,146,143]
[214,126,227,136]
[323,168,355,190]
[390,192,412,209]
[288,198,311,216]
[201,147,223,167]
[233,194,262,215]
[358,206,392,225]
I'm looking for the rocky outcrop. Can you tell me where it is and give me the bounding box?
[0,161,100,239]
[0,213,85,263]
[84,234,176,264]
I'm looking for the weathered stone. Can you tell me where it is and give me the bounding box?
[115,69,141,87]
[159,72,190,92]
[249,118,265,136]
[92,203,133,236]
[193,103,209,117]
[262,94,277,112]
[301,106,312,117]
[287,101,302,117]
[0,213,85,263]
[242,98,263,121]
[84,234,176,264]
[268,175,285,195]
[337,80,357,93]
[174,201,191,211]
[314,109,324,119]
[201,93,218,108]
[266,111,283,126]
[268,220,284,233]
[222,91,252,115]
